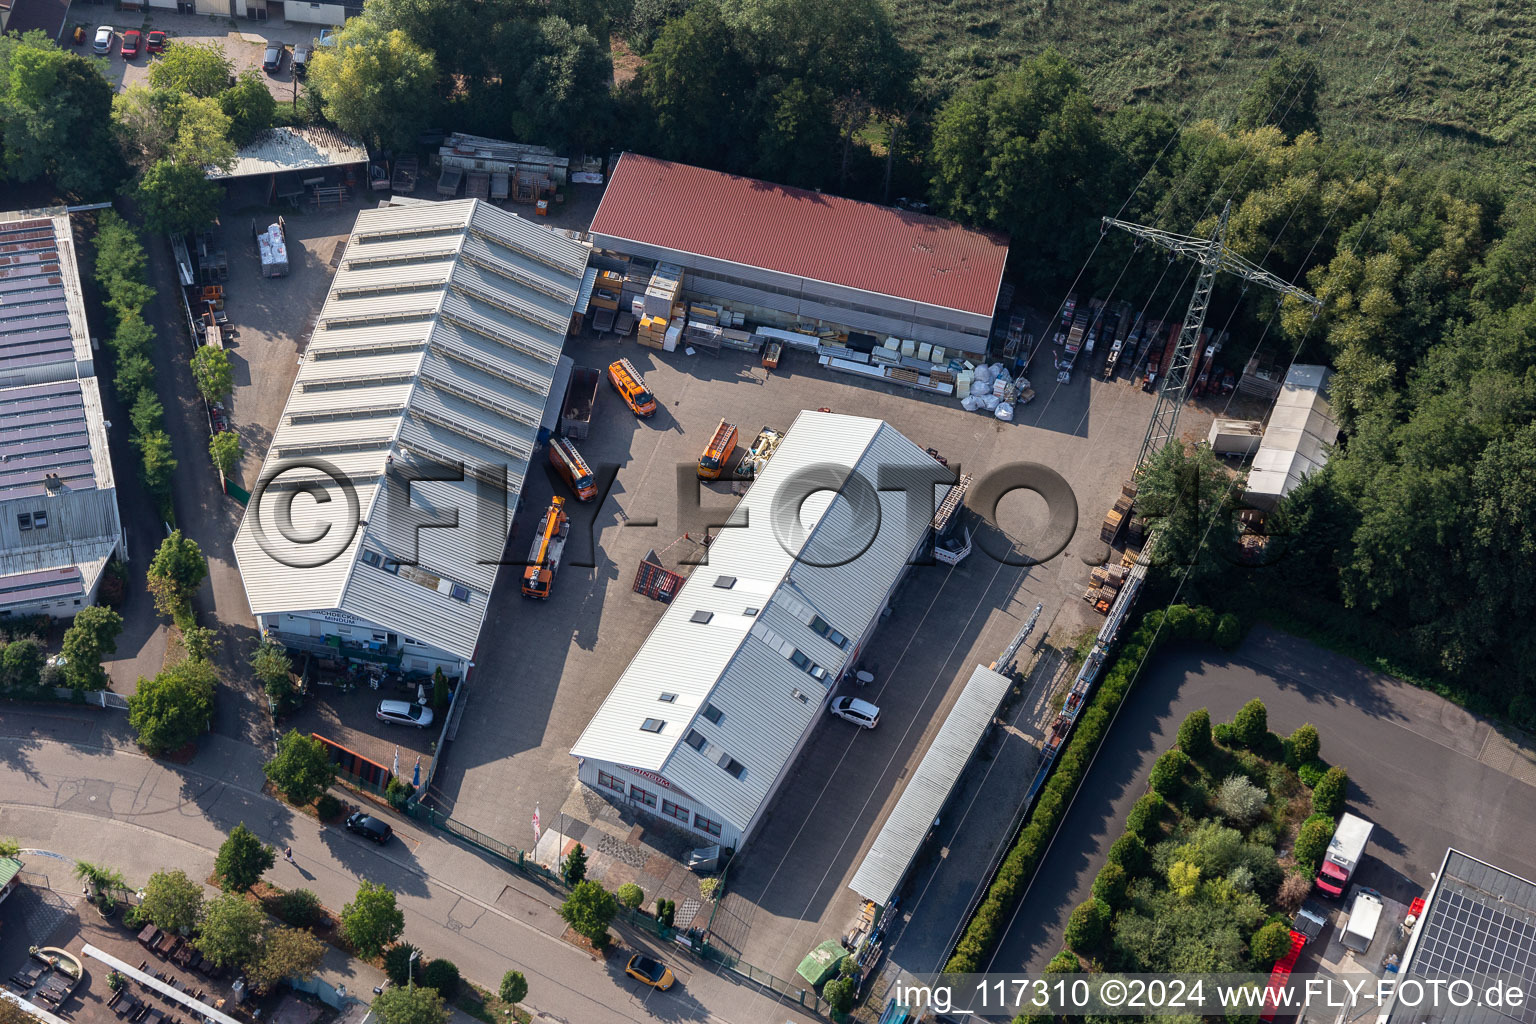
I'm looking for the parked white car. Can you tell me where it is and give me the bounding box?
[92,26,114,55]
[376,699,433,728]
[828,696,880,729]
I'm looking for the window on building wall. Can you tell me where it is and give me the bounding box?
[17,513,31,531]
[382,558,401,574]
[683,729,707,751]
[717,755,745,780]
[596,770,624,793]
[640,718,665,733]
[450,584,470,602]
[659,692,677,703]
[362,550,382,567]
[32,511,46,529]
[661,799,689,822]
[702,703,723,725]
[630,784,657,808]
[694,813,722,838]
[809,616,849,648]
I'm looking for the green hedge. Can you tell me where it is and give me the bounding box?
[944,603,1217,973]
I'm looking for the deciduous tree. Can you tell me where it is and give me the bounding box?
[249,926,326,993]
[340,882,404,959]
[140,869,205,933]
[370,984,448,1024]
[307,22,438,151]
[264,730,336,805]
[215,823,274,892]
[138,160,224,236]
[209,432,243,479]
[147,531,208,620]
[148,41,233,97]
[195,892,264,969]
[558,880,615,943]
[128,658,216,755]
[60,606,123,690]
[191,346,234,403]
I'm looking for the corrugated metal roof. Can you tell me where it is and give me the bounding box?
[589,153,1009,318]
[210,126,369,180]
[849,664,1013,907]
[0,208,91,381]
[1246,364,1339,499]
[234,200,589,659]
[0,378,110,497]
[571,411,953,835]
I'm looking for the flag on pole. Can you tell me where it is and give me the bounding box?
[532,803,541,846]
[412,756,421,788]
[392,745,400,779]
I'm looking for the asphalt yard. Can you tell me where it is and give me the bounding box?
[431,325,1216,978]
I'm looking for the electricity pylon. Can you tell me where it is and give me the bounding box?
[1103,200,1322,472]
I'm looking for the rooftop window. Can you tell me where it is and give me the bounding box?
[640,718,665,734]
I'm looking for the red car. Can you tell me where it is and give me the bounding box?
[121,29,141,58]
[145,30,166,54]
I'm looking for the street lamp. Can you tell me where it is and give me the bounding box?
[408,949,420,990]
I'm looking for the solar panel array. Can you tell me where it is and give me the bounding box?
[0,217,76,374]
[0,566,83,611]
[0,380,97,499]
[1411,883,1536,1024]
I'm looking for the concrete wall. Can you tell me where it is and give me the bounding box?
[283,1,347,26]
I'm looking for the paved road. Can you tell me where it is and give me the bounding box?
[981,626,1536,973]
[0,706,821,1024]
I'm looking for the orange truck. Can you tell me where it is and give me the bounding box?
[608,358,657,417]
[548,436,597,501]
[697,419,738,480]
[521,496,569,599]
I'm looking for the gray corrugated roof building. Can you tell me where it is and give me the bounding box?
[1245,364,1338,509]
[210,126,369,181]
[571,410,954,849]
[0,207,122,619]
[233,199,589,678]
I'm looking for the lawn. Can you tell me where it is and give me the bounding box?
[892,0,1536,184]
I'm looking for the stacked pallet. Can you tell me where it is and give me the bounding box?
[637,314,669,349]
[1100,479,1136,542]
[644,263,684,317]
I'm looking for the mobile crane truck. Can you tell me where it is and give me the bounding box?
[521,496,569,599]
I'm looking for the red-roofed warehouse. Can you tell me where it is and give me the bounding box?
[589,153,1009,355]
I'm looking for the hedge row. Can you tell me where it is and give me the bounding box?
[944,603,1235,973]
[94,211,177,515]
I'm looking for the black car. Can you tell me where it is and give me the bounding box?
[345,812,393,844]
[292,40,312,77]
[262,41,284,73]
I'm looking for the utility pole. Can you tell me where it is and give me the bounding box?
[1102,200,1322,473]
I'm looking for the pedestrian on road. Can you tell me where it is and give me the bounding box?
[284,846,294,864]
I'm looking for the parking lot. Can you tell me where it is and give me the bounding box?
[980,626,1536,973]
[78,10,316,102]
[431,321,1216,977]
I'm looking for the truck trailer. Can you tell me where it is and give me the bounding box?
[1341,889,1384,953]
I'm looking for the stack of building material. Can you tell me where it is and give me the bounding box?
[622,263,651,316]
[684,321,722,352]
[257,220,289,277]
[719,327,758,352]
[1100,480,1136,543]
[637,315,669,349]
[644,263,684,316]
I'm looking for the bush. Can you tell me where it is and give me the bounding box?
[1126,793,1164,842]
[1063,898,1111,955]
[1277,871,1313,913]
[128,658,216,754]
[499,971,528,1006]
[1251,921,1293,965]
[279,888,323,928]
[1213,613,1244,649]
[1311,766,1348,817]
[1213,721,1237,746]
[1294,814,1335,873]
[1091,862,1129,908]
[317,793,342,820]
[558,881,616,943]
[371,984,448,1024]
[616,883,644,910]
[1297,761,1326,787]
[1177,708,1212,759]
[1046,950,1080,974]
[1249,822,1280,849]
[1231,699,1268,748]
[1215,774,1269,825]
[1289,724,1320,765]
[1150,749,1192,798]
[1266,763,1300,800]
[1107,834,1149,875]
[421,958,459,997]
[822,976,855,1014]
[655,898,675,929]
[384,944,421,987]
[385,776,415,809]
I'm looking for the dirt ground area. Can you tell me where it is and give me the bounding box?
[79,9,318,102]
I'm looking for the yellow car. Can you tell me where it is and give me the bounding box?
[625,954,675,991]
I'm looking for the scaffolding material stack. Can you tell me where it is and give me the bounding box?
[644,263,684,316]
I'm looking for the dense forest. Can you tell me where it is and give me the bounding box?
[1,0,1530,719]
